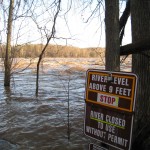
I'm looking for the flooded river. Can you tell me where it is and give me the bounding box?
[0,58,105,150]
[0,58,131,150]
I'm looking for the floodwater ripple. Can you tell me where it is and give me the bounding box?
[0,59,98,150]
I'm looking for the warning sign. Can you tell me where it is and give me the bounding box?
[97,93,119,107]
[85,69,137,112]
[84,69,138,150]
[84,102,133,150]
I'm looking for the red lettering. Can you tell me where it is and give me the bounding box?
[103,96,107,102]
[108,97,111,104]
[112,98,115,104]
[100,95,103,102]
[98,94,118,106]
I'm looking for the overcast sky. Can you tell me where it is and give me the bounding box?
[0,0,131,48]
[51,0,131,48]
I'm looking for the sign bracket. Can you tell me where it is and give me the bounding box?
[107,72,113,82]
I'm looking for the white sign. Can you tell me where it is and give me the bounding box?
[97,93,119,107]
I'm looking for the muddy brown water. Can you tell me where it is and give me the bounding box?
[0,64,97,150]
[0,58,131,150]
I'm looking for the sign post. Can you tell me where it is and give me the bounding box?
[84,69,137,150]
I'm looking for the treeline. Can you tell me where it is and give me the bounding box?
[0,44,105,58]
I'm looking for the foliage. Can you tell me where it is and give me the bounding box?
[0,44,105,58]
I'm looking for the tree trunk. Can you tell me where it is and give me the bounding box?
[131,0,150,149]
[35,0,61,97]
[4,0,14,86]
[105,0,120,71]
[36,44,48,97]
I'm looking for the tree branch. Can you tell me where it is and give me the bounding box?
[119,0,130,45]
[120,37,150,55]
[35,0,61,97]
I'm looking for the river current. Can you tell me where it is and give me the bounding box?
[0,58,131,150]
[0,58,103,150]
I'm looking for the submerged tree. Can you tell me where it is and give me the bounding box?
[1,0,35,86]
[35,0,61,96]
[4,0,14,86]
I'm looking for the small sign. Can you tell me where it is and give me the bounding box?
[84,102,133,150]
[85,69,137,112]
[97,93,119,107]
[89,143,108,150]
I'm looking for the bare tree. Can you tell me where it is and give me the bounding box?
[1,0,35,86]
[4,0,14,86]
[35,0,61,96]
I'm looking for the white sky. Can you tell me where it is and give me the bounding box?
[0,0,131,48]
[53,3,106,48]
[53,0,131,48]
